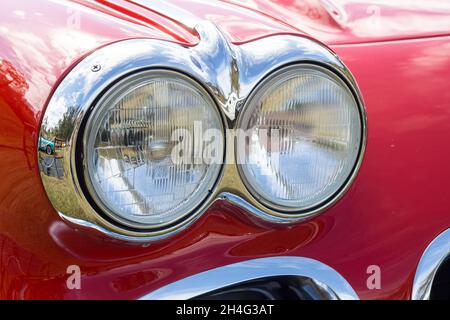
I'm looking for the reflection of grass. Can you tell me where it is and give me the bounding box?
[40,175,89,220]
[53,148,64,158]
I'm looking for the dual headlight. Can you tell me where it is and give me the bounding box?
[84,70,223,229]
[80,64,363,230]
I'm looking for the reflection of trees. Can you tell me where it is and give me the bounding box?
[49,106,77,142]
[40,117,50,138]
[0,59,29,95]
[0,59,35,169]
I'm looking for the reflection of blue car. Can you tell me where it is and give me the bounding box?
[38,137,55,155]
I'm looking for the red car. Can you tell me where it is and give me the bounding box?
[0,0,449,300]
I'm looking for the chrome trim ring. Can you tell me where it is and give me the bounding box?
[139,256,359,300]
[412,228,450,300]
[38,21,367,241]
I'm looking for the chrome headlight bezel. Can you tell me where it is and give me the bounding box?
[38,22,367,242]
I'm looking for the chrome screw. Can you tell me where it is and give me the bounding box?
[91,64,101,72]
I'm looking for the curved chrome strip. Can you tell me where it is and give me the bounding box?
[139,256,359,300]
[412,228,450,300]
[57,212,180,243]
[38,21,367,241]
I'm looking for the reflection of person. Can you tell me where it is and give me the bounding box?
[40,155,54,176]
[45,162,51,176]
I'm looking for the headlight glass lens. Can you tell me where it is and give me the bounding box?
[238,65,362,212]
[84,70,223,228]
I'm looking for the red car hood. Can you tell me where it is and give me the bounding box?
[64,0,450,46]
[122,0,450,45]
[225,0,450,45]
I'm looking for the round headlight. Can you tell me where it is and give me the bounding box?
[237,64,363,213]
[83,70,224,229]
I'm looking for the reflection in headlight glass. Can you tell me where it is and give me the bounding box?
[238,65,362,211]
[84,71,223,228]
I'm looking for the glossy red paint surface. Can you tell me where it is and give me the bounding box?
[1,0,450,299]
[224,0,450,45]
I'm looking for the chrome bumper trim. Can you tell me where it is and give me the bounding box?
[412,228,450,300]
[139,256,359,300]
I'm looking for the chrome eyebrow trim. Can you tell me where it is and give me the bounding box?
[139,256,359,300]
